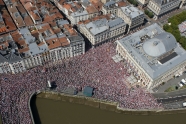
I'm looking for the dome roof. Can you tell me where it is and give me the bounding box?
[142,32,177,57]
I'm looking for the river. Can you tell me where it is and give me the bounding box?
[31,96,186,124]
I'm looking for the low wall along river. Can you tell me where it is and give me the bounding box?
[30,92,186,124]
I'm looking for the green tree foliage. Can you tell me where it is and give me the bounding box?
[163,11,186,49]
[144,9,149,15]
[144,9,154,18]
[148,12,154,18]
[128,0,138,6]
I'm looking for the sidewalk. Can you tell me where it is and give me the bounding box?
[153,73,186,93]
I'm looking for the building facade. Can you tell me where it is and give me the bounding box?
[118,5,144,33]
[102,1,118,15]
[54,0,99,25]
[147,0,181,19]
[180,0,186,8]
[137,0,150,7]
[0,33,26,74]
[79,16,126,46]
[0,19,85,74]
[116,23,186,90]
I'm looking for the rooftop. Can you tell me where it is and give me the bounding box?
[0,33,22,64]
[7,6,26,28]
[117,23,186,80]
[0,0,16,32]
[82,16,125,35]
[152,0,178,7]
[120,5,144,19]
[19,27,48,57]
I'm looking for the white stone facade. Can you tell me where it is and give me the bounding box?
[23,39,84,69]
[116,23,186,90]
[102,1,118,15]
[137,0,150,7]
[118,5,144,32]
[54,0,99,25]
[79,17,126,46]
[116,39,186,90]
[0,60,26,74]
[147,0,181,19]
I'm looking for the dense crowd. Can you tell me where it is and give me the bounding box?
[0,42,161,123]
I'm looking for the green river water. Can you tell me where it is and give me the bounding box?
[31,96,186,124]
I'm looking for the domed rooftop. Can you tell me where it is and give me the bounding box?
[142,32,177,57]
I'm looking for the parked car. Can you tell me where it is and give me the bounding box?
[181,79,186,85]
[183,102,186,107]
[179,83,183,87]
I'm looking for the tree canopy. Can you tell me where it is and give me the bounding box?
[163,11,186,49]
[144,9,154,18]
[128,0,138,6]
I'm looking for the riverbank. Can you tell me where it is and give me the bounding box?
[35,91,186,115]
[32,95,186,124]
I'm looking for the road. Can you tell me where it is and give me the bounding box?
[153,73,186,93]
[143,6,186,28]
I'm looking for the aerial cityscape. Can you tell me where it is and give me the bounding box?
[0,0,186,123]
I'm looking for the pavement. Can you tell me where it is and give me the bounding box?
[143,6,186,28]
[152,73,186,103]
[153,73,186,93]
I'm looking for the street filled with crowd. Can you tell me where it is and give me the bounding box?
[0,42,162,123]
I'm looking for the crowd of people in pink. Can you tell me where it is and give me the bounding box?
[0,42,161,123]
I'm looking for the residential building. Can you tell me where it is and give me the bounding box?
[0,13,8,34]
[118,5,144,32]
[0,0,17,33]
[10,19,85,70]
[54,0,99,24]
[0,33,25,74]
[35,0,64,23]
[4,0,33,28]
[20,0,63,24]
[79,15,126,46]
[62,24,85,57]
[180,0,186,8]
[89,0,103,11]
[137,0,150,7]
[147,0,181,19]
[21,0,42,24]
[116,23,186,90]
[101,0,110,4]
[102,0,127,15]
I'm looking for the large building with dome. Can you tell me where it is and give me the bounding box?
[116,23,186,90]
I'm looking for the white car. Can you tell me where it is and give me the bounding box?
[183,102,186,107]
[179,83,183,87]
[181,79,186,85]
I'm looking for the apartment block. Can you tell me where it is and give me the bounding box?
[118,5,144,32]
[79,15,126,46]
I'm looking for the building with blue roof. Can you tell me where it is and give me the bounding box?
[83,86,93,97]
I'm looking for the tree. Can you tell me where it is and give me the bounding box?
[128,0,138,6]
[163,24,170,31]
[148,12,154,18]
[144,9,154,18]
[133,0,138,6]
[163,11,186,50]
[144,9,149,15]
